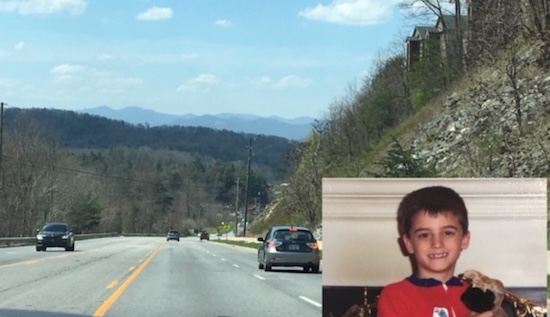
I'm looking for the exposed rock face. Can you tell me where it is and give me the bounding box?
[408,56,550,177]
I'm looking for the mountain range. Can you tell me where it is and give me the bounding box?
[79,106,316,140]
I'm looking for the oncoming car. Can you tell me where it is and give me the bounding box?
[166,229,180,242]
[257,226,320,273]
[36,222,75,252]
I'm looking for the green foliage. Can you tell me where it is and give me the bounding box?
[376,138,439,177]
[408,39,446,110]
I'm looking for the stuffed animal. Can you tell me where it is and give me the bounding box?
[460,270,508,317]
[340,304,363,317]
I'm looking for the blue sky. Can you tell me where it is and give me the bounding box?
[0,0,446,119]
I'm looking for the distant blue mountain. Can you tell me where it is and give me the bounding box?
[79,106,316,140]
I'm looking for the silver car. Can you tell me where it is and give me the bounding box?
[257,226,320,273]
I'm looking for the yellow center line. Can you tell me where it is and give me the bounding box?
[93,242,165,317]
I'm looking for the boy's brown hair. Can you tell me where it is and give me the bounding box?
[397,185,469,237]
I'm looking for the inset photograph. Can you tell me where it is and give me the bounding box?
[322,178,547,317]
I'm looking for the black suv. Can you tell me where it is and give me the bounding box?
[36,223,75,252]
[167,229,180,241]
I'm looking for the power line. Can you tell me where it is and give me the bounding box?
[0,154,208,189]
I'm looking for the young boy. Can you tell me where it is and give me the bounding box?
[377,185,493,317]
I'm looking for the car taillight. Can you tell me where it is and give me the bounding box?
[306,241,319,250]
[268,240,283,248]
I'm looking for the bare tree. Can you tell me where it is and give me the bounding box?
[0,115,59,236]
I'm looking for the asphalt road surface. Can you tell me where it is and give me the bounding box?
[0,236,322,317]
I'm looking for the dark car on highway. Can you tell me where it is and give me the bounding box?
[199,231,210,241]
[257,225,320,273]
[167,229,180,241]
[36,222,75,252]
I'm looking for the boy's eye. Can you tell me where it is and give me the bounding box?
[418,233,429,238]
[444,231,456,236]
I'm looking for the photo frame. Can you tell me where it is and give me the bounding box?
[321,178,547,317]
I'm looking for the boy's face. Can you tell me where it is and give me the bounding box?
[402,210,470,282]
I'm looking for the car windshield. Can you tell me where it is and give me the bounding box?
[273,229,314,241]
[41,224,68,232]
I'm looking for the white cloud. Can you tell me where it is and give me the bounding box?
[14,41,25,50]
[0,0,87,15]
[273,75,312,89]
[249,76,272,85]
[0,78,19,89]
[215,19,233,28]
[189,74,219,84]
[249,75,311,89]
[50,63,87,75]
[136,6,173,21]
[54,74,83,83]
[98,53,113,61]
[299,0,397,25]
[50,64,143,93]
[181,53,198,60]
[177,73,219,91]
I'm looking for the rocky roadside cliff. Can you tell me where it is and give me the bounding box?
[380,41,550,178]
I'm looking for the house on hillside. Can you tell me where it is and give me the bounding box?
[405,26,440,71]
[405,14,468,72]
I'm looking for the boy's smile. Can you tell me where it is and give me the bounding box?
[402,210,470,282]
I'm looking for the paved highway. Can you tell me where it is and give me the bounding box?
[0,236,322,317]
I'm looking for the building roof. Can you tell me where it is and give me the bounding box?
[412,26,440,40]
[406,36,421,42]
[437,14,468,31]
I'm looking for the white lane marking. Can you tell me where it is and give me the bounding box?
[233,264,239,268]
[299,296,322,308]
[253,274,265,280]
[221,258,226,261]
[212,254,216,257]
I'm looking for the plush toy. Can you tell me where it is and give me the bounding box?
[460,270,508,317]
[340,304,363,317]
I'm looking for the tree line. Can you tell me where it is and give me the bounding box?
[0,110,280,237]
[3,107,296,180]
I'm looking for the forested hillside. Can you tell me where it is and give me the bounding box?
[253,0,550,234]
[0,107,295,237]
[4,108,295,179]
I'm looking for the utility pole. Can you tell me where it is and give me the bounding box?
[234,177,239,236]
[242,138,252,237]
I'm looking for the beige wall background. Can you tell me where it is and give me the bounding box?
[322,178,547,288]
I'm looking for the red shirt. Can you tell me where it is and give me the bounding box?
[377,275,471,317]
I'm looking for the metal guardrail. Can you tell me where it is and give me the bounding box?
[0,233,119,247]
[0,232,228,247]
